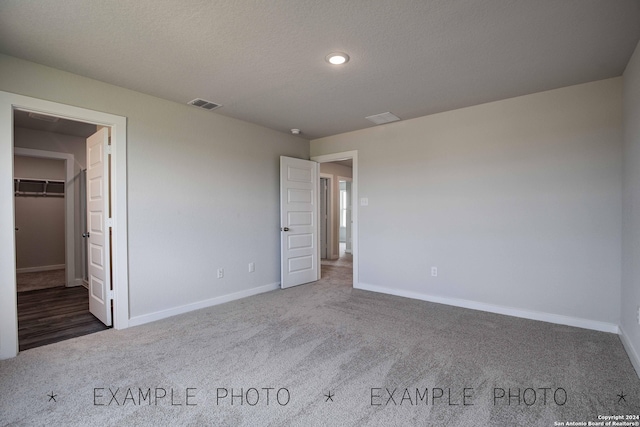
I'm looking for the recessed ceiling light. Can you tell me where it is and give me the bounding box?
[325,52,350,65]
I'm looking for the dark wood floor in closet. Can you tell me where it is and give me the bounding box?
[18,286,109,351]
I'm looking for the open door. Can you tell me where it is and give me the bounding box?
[86,128,112,326]
[280,156,319,288]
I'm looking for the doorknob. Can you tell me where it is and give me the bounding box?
[83,232,90,238]
[281,227,290,232]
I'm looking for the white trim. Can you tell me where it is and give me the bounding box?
[16,264,65,274]
[311,151,358,287]
[14,147,75,287]
[129,282,280,327]
[356,282,620,334]
[0,91,129,359]
[620,325,640,379]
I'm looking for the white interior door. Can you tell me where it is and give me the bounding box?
[86,128,112,326]
[280,156,319,288]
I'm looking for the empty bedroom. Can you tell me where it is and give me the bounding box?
[1,1,640,426]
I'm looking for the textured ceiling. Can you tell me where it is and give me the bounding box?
[1,1,639,139]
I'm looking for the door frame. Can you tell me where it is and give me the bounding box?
[0,91,129,359]
[14,148,76,288]
[311,151,358,287]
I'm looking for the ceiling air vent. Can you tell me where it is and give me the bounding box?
[365,112,401,125]
[187,98,222,111]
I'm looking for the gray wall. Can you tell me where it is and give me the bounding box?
[0,54,309,320]
[622,41,640,371]
[312,78,623,327]
[14,155,66,180]
[14,156,65,270]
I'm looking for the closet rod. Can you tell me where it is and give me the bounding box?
[14,192,65,198]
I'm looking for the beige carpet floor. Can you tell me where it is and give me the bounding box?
[1,265,638,426]
[16,269,66,292]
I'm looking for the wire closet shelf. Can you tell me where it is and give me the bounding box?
[14,178,65,198]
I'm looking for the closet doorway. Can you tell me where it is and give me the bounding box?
[0,92,129,359]
[13,111,106,350]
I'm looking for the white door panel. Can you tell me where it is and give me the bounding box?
[86,128,112,326]
[288,233,314,249]
[280,156,319,288]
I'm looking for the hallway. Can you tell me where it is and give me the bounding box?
[321,242,353,283]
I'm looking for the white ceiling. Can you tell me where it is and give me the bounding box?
[1,1,638,140]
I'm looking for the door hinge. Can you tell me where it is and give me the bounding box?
[106,218,114,228]
[107,290,114,300]
[106,144,112,155]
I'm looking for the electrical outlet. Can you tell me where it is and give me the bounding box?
[249,262,255,273]
[217,268,224,279]
[431,267,438,277]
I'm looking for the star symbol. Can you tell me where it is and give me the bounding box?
[47,392,57,402]
[617,391,627,404]
[324,390,334,402]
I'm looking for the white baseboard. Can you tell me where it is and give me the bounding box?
[355,282,619,334]
[129,282,280,327]
[16,264,65,274]
[620,325,640,379]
